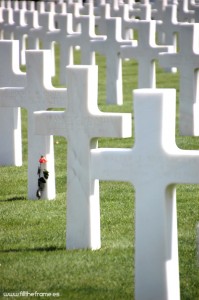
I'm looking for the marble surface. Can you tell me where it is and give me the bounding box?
[34,65,132,248]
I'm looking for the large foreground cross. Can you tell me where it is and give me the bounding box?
[34,65,132,249]
[91,89,199,300]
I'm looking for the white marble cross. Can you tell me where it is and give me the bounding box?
[0,40,26,166]
[12,8,28,65]
[188,1,199,22]
[91,17,133,105]
[66,15,103,65]
[178,0,195,22]
[28,9,55,49]
[131,1,152,20]
[95,3,111,35]
[0,40,25,87]
[14,10,40,65]
[156,4,178,73]
[28,9,56,77]
[120,20,173,88]
[34,65,132,249]
[0,49,67,199]
[65,2,82,32]
[46,12,75,85]
[159,23,199,136]
[91,88,199,300]
[1,7,14,39]
[156,4,178,49]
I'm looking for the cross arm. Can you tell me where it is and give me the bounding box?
[90,36,107,55]
[34,111,66,137]
[91,148,132,183]
[0,87,25,107]
[120,43,138,60]
[90,112,132,138]
[159,52,180,69]
[44,88,67,109]
[168,150,199,185]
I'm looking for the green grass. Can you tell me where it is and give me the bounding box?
[0,47,199,300]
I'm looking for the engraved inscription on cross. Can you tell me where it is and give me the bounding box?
[91,89,199,300]
[0,50,67,199]
[34,65,132,250]
[159,23,199,136]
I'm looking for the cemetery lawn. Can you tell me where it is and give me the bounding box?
[0,51,199,300]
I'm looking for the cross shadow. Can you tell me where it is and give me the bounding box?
[0,246,65,253]
[0,196,26,202]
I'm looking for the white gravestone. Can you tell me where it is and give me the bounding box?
[34,65,132,249]
[112,4,135,40]
[0,50,67,199]
[178,0,195,22]
[46,12,75,86]
[26,10,40,49]
[1,8,15,39]
[65,2,82,33]
[131,1,152,20]
[79,1,95,16]
[159,23,199,136]
[157,4,178,47]
[14,10,39,65]
[91,89,199,300]
[28,9,56,77]
[156,4,178,73]
[12,8,28,65]
[157,5,179,45]
[18,0,29,11]
[95,3,111,35]
[0,40,26,166]
[66,15,104,65]
[91,17,133,105]
[120,20,174,88]
[55,2,67,14]
[151,0,168,20]
[188,1,199,22]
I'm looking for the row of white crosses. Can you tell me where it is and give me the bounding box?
[34,64,199,300]
[0,3,199,300]
[0,40,25,167]
[2,0,199,136]
[0,41,67,199]
[1,40,199,299]
[1,3,199,176]
[1,1,133,101]
[1,0,199,21]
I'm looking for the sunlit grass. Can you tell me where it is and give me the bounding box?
[0,46,199,300]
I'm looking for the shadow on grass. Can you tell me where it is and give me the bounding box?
[0,196,26,202]
[0,246,65,253]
